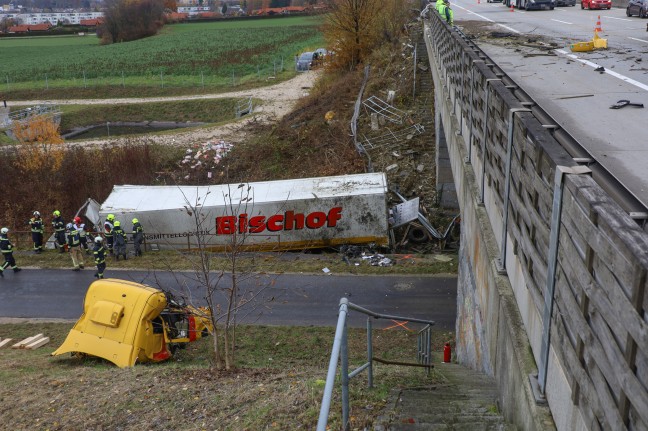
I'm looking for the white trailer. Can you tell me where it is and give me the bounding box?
[94,173,389,251]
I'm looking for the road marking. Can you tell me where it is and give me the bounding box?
[453,4,522,33]
[556,49,648,92]
[605,16,633,21]
[628,37,648,44]
[551,19,573,24]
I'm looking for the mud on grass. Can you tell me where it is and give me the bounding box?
[0,323,449,430]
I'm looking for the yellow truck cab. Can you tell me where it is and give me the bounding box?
[53,279,211,368]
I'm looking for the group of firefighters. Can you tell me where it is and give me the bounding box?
[0,210,144,279]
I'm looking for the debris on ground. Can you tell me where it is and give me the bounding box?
[5,333,50,350]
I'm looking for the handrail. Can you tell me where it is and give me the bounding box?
[317,297,435,431]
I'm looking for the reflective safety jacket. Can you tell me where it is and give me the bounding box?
[104,221,114,238]
[0,234,13,255]
[30,217,44,233]
[94,244,106,264]
[52,216,65,233]
[132,222,143,236]
[67,228,81,248]
[113,225,127,246]
[440,4,454,25]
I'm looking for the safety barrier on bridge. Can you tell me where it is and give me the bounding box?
[424,10,648,431]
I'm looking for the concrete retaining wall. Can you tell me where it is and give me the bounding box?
[424,9,648,431]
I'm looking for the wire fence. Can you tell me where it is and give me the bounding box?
[3,57,291,92]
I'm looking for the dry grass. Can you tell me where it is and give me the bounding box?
[13,248,458,275]
[0,323,450,430]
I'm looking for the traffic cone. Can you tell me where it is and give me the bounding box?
[595,15,602,32]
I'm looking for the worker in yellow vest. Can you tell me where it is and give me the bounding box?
[440,0,454,25]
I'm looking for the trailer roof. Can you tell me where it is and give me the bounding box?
[101,173,387,212]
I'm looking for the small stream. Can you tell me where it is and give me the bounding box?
[62,121,206,141]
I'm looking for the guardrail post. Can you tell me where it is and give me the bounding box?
[367,318,373,388]
[465,60,483,164]
[456,52,464,134]
[479,78,501,205]
[496,108,531,275]
[341,321,350,431]
[532,165,591,400]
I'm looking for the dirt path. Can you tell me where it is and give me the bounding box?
[14,71,321,147]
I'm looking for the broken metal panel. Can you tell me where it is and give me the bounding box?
[362,95,406,124]
[361,124,425,151]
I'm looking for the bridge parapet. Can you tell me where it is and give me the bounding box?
[424,12,648,431]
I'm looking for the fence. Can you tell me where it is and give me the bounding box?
[317,298,435,431]
[424,10,648,431]
[2,58,290,93]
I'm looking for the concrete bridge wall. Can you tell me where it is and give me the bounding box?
[424,12,648,431]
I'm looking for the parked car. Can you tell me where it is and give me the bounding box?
[556,0,575,6]
[582,0,611,9]
[296,52,314,72]
[507,0,555,10]
[627,0,648,16]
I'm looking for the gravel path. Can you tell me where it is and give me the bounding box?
[12,71,320,147]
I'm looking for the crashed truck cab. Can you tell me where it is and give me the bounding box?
[53,279,211,368]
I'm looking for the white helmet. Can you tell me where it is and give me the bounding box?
[1,227,8,234]
[95,236,103,243]
[33,211,41,217]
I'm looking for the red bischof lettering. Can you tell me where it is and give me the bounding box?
[215,207,342,235]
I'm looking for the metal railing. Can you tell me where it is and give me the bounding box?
[317,297,435,431]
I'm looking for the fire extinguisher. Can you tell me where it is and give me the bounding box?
[443,342,452,363]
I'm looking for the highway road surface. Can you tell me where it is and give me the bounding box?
[0,269,458,330]
[449,1,648,212]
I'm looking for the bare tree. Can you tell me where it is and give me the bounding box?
[169,184,284,370]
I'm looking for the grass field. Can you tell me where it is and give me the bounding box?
[0,322,449,430]
[0,16,325,97]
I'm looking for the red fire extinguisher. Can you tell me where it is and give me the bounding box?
[443,342,452,363]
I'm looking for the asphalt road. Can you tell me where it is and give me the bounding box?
[0,269,458,330]
[450,1,648,210]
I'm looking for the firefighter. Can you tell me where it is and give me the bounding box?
[0,227,21,277]
[104,214,115,255]
[66,223,84,271]
[52,210,66,253]
[74,216,89,253]
[131,218,144,257]
[93,236,106,279]
[112,220,128,261]
[29,210,44,253]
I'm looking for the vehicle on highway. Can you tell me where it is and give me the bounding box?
[582,0,611,9]
[557,0,575,6]
[296,51,314,72]
[626,0,648,16]
[506,0,555,10]
[487,0,503,3]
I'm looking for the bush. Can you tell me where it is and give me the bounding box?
[98,0,165,44]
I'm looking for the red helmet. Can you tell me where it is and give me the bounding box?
[74,216,82,224]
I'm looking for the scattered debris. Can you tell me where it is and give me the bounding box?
[556,94,594,100]
[594,66,605,73]
[363,253,393,267]
[362,95,407,124]
[322,267,331,274]
[610,100,644,109]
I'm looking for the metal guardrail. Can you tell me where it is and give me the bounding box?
[235,97,253,118]
[316,297,435,431]
[8,104,61,122]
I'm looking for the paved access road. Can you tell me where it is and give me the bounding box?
[449,2,648,210]
[0,269,457,330]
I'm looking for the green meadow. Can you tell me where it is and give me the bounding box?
[0,16,325,95]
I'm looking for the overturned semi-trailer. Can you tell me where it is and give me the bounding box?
[91,173,389,251]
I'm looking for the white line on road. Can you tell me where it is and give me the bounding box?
[551,19,573,24]
[453,4,522,33]
[605,16,633,21]
[556,49,648,92]
[628,37,648,44]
